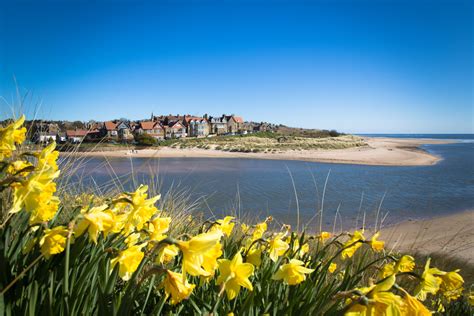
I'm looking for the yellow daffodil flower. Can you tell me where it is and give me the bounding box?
[399,288,431,316]
[272,259,314,285]
[125,232,142,246]
[176,230,223,277]
[110,244,145,281]
[439,270,464,301]
[148,217,171,241]
[74,205,115,243]
[211,216,235,236]
[163,270,195,305]
[7,160,33,176]
[156,244,180,264]
[341,231,365,259]
[396,255,416,273]
[10,143,61,225]
[0,115,26,160]
[468,289,474,306]
[40,226,69,259]
[369,232,384,252]
[245,245,263,267]
[248,216,272,241]
[36,142,59,173]
[288,238,310,258]
[380,255,416,279]
[345,291,404,316]
[316,231,332,242]
[201,242,223,277]
[329,262,337,273]
[414,258,443,301]
[267,232,289,262]
[113,185,160,235]
[217,251,254,300]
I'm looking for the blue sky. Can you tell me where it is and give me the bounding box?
[0,0,472,133]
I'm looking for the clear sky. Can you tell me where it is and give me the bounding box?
[0,0,472,133]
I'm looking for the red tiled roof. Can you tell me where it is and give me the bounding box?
[104,121,117,130]
[66,130,88,137]
[233,116,244,123]
[184,116,205,123]
[169,121,184,129]
[140,121,156,130]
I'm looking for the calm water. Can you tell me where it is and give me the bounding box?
[64,135,474,231]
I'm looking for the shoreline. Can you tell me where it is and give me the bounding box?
[62,137,455,166]
[381,210,474,263]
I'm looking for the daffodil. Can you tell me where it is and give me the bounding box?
[113,185,160,235]
[468,289,474,306]
[345,285,404,316]
[176,230,223,277]
[267,232,289,262]
[125,232,142,246]
[40,226,69,259]
[245,245,263,267]
[156,244,179,264]
[272,259,314,285]
[250,217,272,241]
[396,255,415,273]
[110,244,145,281]
[36,142,59,173]
[414,258,442,301]
[201,242,223,277]
[328,262,337,273]
[10,143,61,224]
[148,217,171,241]
[439,270,464,301]
[74,205,115,243]
[289,238,310,258]
[368,232,384,252]
[400,288,431,316]
[316,231,331,242]
[7,160,33,176]
[341,231,365,259]
[380,255,415,278]
[163,270,195,305]
[211,216,235,236]
[0,115,26,160]
[217,251,254,300]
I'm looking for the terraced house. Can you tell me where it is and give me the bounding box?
[208,115,228,135]
[135,121,165,140]
[184,116,209,137]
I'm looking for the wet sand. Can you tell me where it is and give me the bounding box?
[64,137,454,166]
[381,210,474,263]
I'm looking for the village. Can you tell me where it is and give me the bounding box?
[21,114,277,145]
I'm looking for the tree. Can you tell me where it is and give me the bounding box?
[134,133,157,146]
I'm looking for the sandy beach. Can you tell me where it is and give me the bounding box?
[64,137,454,166]
[381,210,474,263]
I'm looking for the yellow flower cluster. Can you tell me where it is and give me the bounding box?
[344,255,465,315]
[0,115,26,160]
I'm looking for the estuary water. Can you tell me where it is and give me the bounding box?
[64,135,474,231]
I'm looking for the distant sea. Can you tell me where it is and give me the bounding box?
[357,134,474,140]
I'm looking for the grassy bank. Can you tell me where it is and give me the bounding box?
[172,133,366,153]
[56,132,366,154]
[0,116,472,315]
